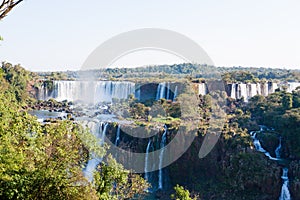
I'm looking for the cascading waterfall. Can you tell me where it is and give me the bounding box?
[250,128,291,200]
[250,131,279,161]
[275,138,291,200]
[158,125,167,190]
[279,168,291,200]
[156,82,177,101]
[115,125,121,146]
[238,84,248,101]
[39,81,135,103]
[144,139,152,182]
[173,86,178,101]
[198,83,207,96]
[83,122,108,181]
[285,82,300,93]
[166,82,170,100]
[230,83,236,99]
[228,82,282,101]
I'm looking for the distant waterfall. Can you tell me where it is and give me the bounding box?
[83,122,108,181]
[173,86,178,101]
[144,139,152,182]
[250,131,279,161]
[115,125,121,146]
[228,82,281,101]
[156,82,177,101]
[39,81,135,103]
[238,84,248,101]
[198,83,207,96]
[279,168,291,200]
[158,125,167,190]
[285,82,300,93]
[250,128,291,200]
[230,83,236,99]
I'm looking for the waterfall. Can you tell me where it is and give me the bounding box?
[144,139,152,182]
[135,88,141,101]
[166,82,170,100]
[115,125,121,146]
[173,86,178,101]
[275,137,282,159]
[156,82,176,100]
[84,122,108,181]
[250,130,279,161]
[238,84,248,101]
[286,82,300,93]
[249,84,258,98]
[158,125,167,190]
[261,83,269,96]
[279,168,291,200]
[198,83,207,96]
[38,81,135,103]
[251,129,291,200]
[230,84,237,99]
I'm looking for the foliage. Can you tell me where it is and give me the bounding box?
[0,65,149,199]
[243,89,300,157]
[94,155,149,200]
[171,185,197,200]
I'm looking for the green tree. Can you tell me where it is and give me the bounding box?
[171,185,197,200]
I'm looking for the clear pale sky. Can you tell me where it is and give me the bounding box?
[0,0,299,71]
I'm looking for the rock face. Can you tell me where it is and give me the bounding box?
[289,160,300,200]
[103,123,282,200]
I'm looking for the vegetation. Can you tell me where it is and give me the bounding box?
[0,65,149,199]
[244,89,300,158]
[171,185,197,200]
[37,63,300,83]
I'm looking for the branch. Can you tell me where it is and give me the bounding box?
[0,0,24,20]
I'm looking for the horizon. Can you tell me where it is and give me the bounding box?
[1,0,300,71]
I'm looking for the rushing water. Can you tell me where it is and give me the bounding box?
[158,125,167,190]
[173,86,178,101]
[279,168,291,200]
[144,139,152,182]
[39,81,135,103]
[250,128,291,200]
[83,122,108,181]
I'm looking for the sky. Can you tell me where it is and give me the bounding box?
[0,0,300,71]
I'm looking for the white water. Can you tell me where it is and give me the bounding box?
[144,139,152,182]
[251,131,279,161]
[156,82,177,101]
[39,81,135,103]
[250,129,291,200]
[285,82,300,93]
[83,122,108,181]
[166,82,170,100]
[158,125,167,190]
[173,86,178,101]
[198,83,207,96]
[226,82,287,101]
[115,125,121,146]
[279,168,291,200]
[230,84,236,99]
[238,84,248,101]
